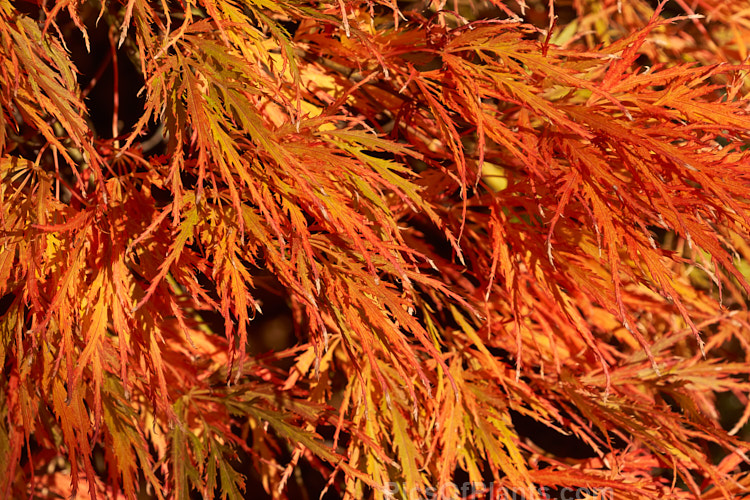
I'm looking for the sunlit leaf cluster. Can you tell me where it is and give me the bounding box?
[1,0,750,498]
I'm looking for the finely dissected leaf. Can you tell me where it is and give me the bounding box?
[389,402,423,495]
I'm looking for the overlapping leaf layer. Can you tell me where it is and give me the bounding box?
[1,0,750,498]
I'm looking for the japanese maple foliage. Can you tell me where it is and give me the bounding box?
[2,0,750,498]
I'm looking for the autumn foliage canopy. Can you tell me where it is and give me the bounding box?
[2,0,750,498]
